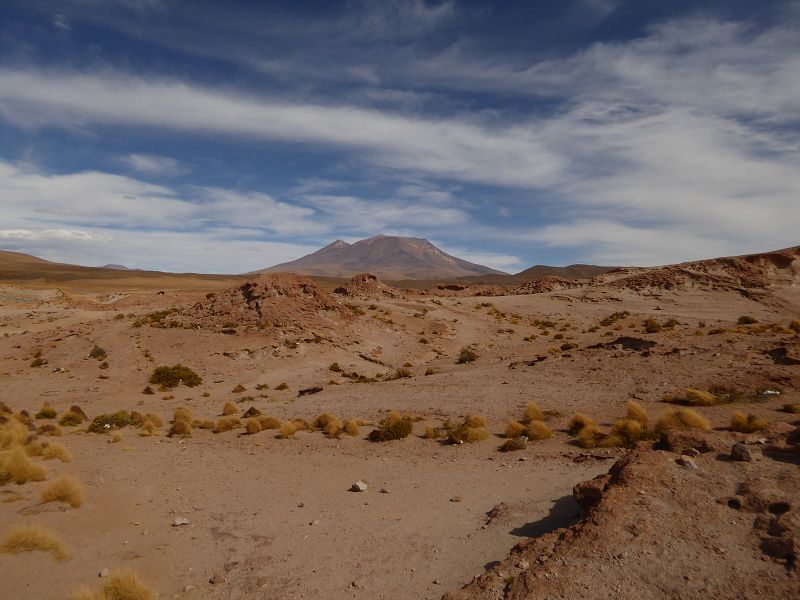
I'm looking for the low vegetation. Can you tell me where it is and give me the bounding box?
[0,446,47,484]
[729,411,767,433]
[69,568,157,600]
[456,347,478,364]
[0,524,69,561]
[41,474,85,508]
[369,412,413,442]
[654,408,711,433]
[213,416,241,433]
[148,364,202,388]
[88,411,132,434]
[41,442,71,462]
[34,403,57,420]
[566,413,597,436]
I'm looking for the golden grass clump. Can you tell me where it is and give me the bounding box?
[625,401,650,425]
[41,474,84,508]
[342,419,360,436]
[312,413,338,430]
[37,423,63,436]
[729,411,767,433]
[499,437,527,452]
[522,403,544,423]
[145,413,164,428]
[0,445,46,484]
[655,408,711,433]
[525,420,553,440]
[41,442,71,462]
[789,319,800,333]
[464,414,486,428]
[505,420,526,438]
[291,418,313,431]
[369,412,413,442]
[423,425,443,439]
[173,407,193,423]
[35,403,57,420]
[222,402,238,416]
[576,424,603,448]
[169,420,191,437]
[257,416,281,430]
[0,523,69,560]
[197,419,216,430]
[324,417,343,438]
[600,419,649,448]
[566,413,596,436]
[245,418,261,434]
[139,420,159,437]
[448,425,489,443]
[213,416,240,433]
[0,418,31,449]
[69,568,157,600]
[279,421,298,438]
[683,388,717,406]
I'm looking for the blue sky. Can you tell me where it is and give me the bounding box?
[0,0,798,274]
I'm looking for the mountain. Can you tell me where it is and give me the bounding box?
[256,235,507,280]
[454,263,617,285]
[100,264,131,270]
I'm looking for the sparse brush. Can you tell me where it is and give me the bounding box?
[0,523,69,561]
[169,420,192,437]
[145,413,164,428]
[149,364,202,388]
[37,423,63,436]
[197,419,216,430]
[464,414,486,428]
[35,403,57,420]
[737,315,758,325]
[522,403,544,424]
[423,425,444,439]
[499,438,527,452]
[312,413,337,430]
[41,474,84,508]
[70,568,157,600]
[279,421,298,438]
[456,347,478,364]
[655,408,711,433]
[525,420,553,440]
[789,319,800,333]
[369,412,413,442]
[138,420,159,437]
[173,407,192,423]
[41,442,71,462]
[59,410,85,427]
[602,418,653,448]
[625,401,650,426]
[447,424,489,444]
[324,418,343,438]
[566,413,596,436]
[222,402,238,416]
[291,418,312,431]
[643,318,661,333]
[245,418,261,434]
[0,446,46,484]
[213,417,240,433]
[576,424,604,448]
[87,411,131,434]
[342,419,360,436]
[781,403,800,414]
[0,419,31,449]
[729,411,767,433]
[258,416,281,430]
[505,421,526,439]
[682,388,718,406]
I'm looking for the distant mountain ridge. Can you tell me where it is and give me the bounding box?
[256,235,507,280]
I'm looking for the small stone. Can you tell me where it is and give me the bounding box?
[379,488,388,494]
[99,568,110,578]
[433,579,441,585]
[516,560,530,569]
[682,448,700,457]
[676,456,698,469]
[310,519,320,526]
[183,585,196,592]
[172,517,190,527]
[209,574,226,585]
[350,481,368,492]
[731,442,753,462]
[450,496,463,503]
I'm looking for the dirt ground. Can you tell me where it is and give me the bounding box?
[0,256,799,599]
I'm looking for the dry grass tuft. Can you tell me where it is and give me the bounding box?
[222,402,238,416]
[505,420,526,439]
[729,411,767,433]
[312,413,338,430]
[173,407,193,423]
[279,421,298,438]
[323,417,343,439]
[1,419,31,449]
[625,401,650,426]
[655,408,710,432]
[41,474,84,508]
[499,437,527,452]
[138,420,159,437]
[576,424,603,448]
[197,419,216,430]
[682,388,718,406]
[37,423,63,436]
[525,420,553,440]
[423,425,443,439]
[291,418,313,431]
[245,418,261,434]
[448,424,489,443]
[0,445,46,484]
[69,568,157,600]
[343,419,360,436]
[0,523,69,560]
[41,442,71,462]
[601,418,653,448]
[145,413,164,428]
[464,414,486,428]
[566,413,596,436]
[257,416,281,430]
[522,403,544,423]
[35,403,57,420]
[169,420,192,437]
[369,412,413,442]
[213,416,240,433]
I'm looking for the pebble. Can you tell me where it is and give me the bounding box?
[731,443,753,462]
[350,481,368,492]
[676,456,698,470]
[450,496,463,503]
[172,517,190,527]
[99,568,110,578]
[209,574,226,585]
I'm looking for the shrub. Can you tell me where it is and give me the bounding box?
[142,386,155,395]
[737,315,758,325]
[0,446,46,484]
[789,319,800,333]
[601,419,654,448]
[505,421,526,438]
[576,424,603,448]
[89,345,107,359]
[145,413,164,427]
[329,362,341,372]
[343,420,360,436]
[35,403,57,420]
[169,420,192,437]
[447,424,489,444]
[69,568,157,600]
[41,475,84,508]
[245,418,261,434]
[0,524,69,561]
[222,402,238,416]
[213,417,240,433]
[456,347,478,364]
[423,425,443,439]
[276,383,289,391]
[464,414,486,428]
[522,403,544,424]
[625,401,649,426]
[87,411,131,433]
[148,364,202,388]
[279,422,298,439]
[197,419,216,430]
[312,413,337,430]
[324,417,342,438]
[41,442,71,462]
[525,421,553,440]
[173,407,192,423]
[729,411,767,433]
[389,368,413,379]
[683,388,717,406]
[59,410,85,427]
[566,413,596,436]
[37,423,63,436]
[30,357,46,368]
[655,408,710,433]
[643,318,661,333]
[139,420,160,437]
[369,412,413,442]
[499,438,527,452]
[232,384,246,393]
[257,416,281,430]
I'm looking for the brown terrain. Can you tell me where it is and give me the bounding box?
[0,245,799,600]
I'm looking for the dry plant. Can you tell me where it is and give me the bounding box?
[35,403,57,420]
[0,523,69,561]
[42,442,71,462]
[342,419,360,436]
[566,413,596,436]
[525,420,553,440]
[522,403,544,423]
[625,401,650,426]
[369,412,413,442]
[729,411,767,433]
[213,416,240,433]
[222,402,238,416]
[464,414,486,428]
[279,421,298,438]
[257,416,281,430]
[505,420,526,438]
[0,446,46,484]
[69,568,157,600]
[245,418,261,434]
[655,408,711,433]
[41,474,85,508]
[499,438,527,452]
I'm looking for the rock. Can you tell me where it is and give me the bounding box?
[350,480,368,492]
[573,473,611,510]
[732,443,753,462]
[682,448,700,457]
[310,519,320,526]
[172,517,190,527]
[516,560,530,569]
[209,574,226,585]
[450,496,463,503]
[379,488,389,494]
[99,568,110,578]
[676,456,698,469]
[658,429,717,454]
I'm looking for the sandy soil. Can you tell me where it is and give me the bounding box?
[0,260,799,599]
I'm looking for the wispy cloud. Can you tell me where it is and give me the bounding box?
[119,153,190,177]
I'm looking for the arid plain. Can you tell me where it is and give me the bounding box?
[1,247,799,600]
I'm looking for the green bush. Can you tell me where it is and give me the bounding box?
[88,411,132,433]
[369,413,413,442]
[149,364,202,388]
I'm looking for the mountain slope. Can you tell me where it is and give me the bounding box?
[256,235,507,280]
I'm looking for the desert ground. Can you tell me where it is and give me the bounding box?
[1,248,799,599]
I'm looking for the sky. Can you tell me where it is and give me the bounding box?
[0,0,798,274]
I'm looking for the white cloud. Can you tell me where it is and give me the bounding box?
[436,245,521,272]
[119,153,190,176]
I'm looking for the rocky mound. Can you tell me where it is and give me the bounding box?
[333,273,405,299]
[187,273,349,330]
[444,425,800,600]
[507,275,586,295]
